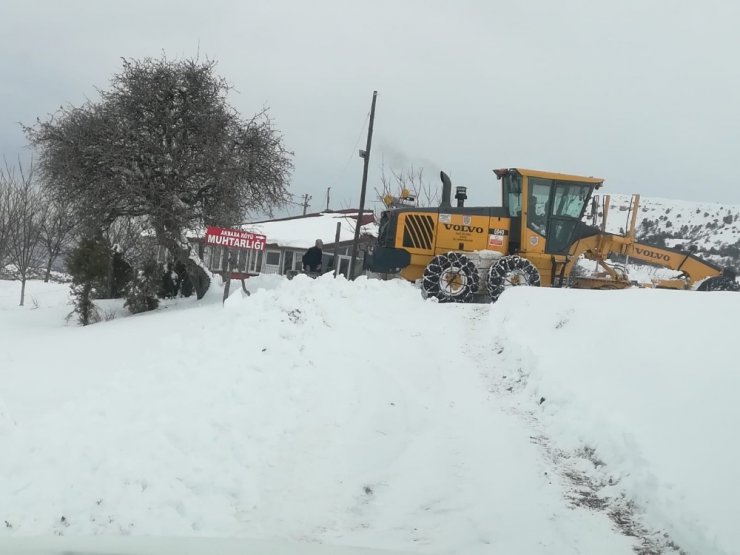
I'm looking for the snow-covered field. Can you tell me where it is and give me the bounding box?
[1,277,738,555]
[604,193,740,259]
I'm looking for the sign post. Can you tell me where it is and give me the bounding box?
[204,226,267,303]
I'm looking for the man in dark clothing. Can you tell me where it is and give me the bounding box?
[302,239,323,273]
[159,262,179,298]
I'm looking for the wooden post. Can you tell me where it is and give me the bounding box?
[628,194,641,239]
[601,195,611,233]
[222,271,230,304]
[349,90,378,279]
[222,250,236,304]
[333,222,341,278]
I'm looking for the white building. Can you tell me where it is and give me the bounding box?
[200,210,377,278]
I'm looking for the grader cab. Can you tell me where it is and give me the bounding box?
[368,167,738,302]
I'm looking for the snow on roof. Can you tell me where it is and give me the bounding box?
[243,211,377,249]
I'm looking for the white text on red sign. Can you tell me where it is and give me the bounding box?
[205,226,266,251]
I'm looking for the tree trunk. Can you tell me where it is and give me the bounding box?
[168,240,210,300]
[182,253,210,300]
[157,228,211,300]
[80,282,95,326]
[44,255,53,283]
[107,251,115,298]
[19,276,26,306]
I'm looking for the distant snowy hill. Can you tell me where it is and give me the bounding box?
[597,194,740,270]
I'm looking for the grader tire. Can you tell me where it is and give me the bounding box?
[487,255,541,302]
[422,252,480,303]
[697,276,740,292]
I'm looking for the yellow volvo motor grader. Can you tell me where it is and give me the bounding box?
[367,167,738,302]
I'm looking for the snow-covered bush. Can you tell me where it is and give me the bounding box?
[124,259,160,314]
[66,236,110,325]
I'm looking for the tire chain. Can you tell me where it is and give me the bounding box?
[697,276,740,292]
[487,255,541,302]
[422,252,480,303]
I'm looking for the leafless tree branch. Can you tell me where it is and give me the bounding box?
[1,160,46,305]
[374,161,439,214]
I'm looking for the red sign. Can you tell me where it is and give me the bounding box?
[488,234,504,247]
[204,226,266,251]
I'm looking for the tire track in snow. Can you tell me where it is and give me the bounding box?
[473,303,686,555]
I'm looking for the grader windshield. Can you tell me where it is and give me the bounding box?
[529,177,594,253]
[499,169,598,255]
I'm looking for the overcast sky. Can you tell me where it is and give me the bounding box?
[2,0,739,218]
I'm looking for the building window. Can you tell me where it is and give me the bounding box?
[237,249,249,271]
[282,251,294,274]
[248,250,263,273]
[209,247,224,271]
[265,251,281,266]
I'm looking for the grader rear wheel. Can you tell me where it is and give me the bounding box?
[422,252,480,303]
[487,255,541,302]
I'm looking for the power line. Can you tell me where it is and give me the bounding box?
[327,110,372,194]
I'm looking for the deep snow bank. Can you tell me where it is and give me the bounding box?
[486,286,740,555]
[0,277,634,555]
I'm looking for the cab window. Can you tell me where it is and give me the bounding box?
[502,174,522,217]
[527,178,552,236]
[552,183,589,218]
[378,211,390,245]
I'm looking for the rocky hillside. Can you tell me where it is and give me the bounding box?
[595,193,740,271]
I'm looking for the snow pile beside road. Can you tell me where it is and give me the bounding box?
[0,277,634,554]
[487,287,740,555]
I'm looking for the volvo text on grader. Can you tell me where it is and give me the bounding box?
[367,167,739,302]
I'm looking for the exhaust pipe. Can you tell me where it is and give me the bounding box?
[440,171,452,208]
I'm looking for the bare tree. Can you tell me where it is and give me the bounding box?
[39,192,78,282]
[0,178,12,271]
[105,215,150,264]
[2,162,46,306]
[374,162,439,211]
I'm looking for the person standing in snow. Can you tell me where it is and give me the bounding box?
[159,262,179,298]
[302,239,323,274]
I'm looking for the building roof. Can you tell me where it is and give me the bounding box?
[244,210,377,250]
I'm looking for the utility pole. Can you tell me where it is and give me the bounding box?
[349,90,378,279]
[326,187,331,211]
[301,193,312,216]
[333,221,341,278]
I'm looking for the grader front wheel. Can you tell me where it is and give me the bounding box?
[697,276,740,292]
[422,252,480,303]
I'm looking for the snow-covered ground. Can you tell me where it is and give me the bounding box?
[1,277,738,555]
